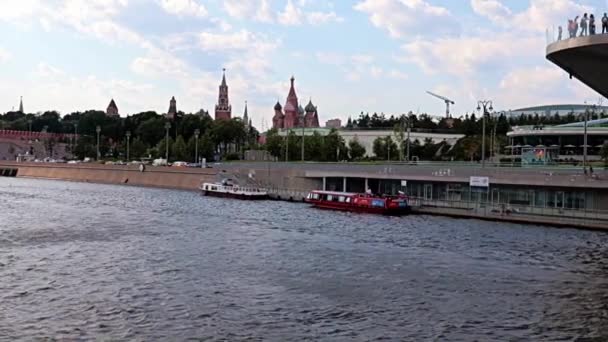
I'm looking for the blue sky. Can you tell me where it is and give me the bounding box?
[0,0,605,129]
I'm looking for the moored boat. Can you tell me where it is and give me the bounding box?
[305,190,410,215]
[200,179,268,200]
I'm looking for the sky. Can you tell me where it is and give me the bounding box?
[0,0,606,129]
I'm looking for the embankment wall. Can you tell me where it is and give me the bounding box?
[8,163,216,191]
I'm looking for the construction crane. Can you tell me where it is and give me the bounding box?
[426,91,455,118]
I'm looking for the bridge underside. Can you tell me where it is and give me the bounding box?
[546,35,608,99]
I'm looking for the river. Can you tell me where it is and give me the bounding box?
[1,178,607,340]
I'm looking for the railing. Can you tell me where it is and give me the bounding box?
[546,20,608,46]
[412,197,608,226]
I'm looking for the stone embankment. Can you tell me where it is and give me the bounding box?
[0,162,216,191]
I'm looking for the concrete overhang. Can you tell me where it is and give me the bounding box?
[546,35,608,98]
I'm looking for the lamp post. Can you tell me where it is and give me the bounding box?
[406,113,412,162]
[194,129,200,164]
[301,122,305,162]
[96,125,101,160]
[126,131,131,162]
[164,122,171,162]
[285,129,289,162]
[477,100,493,168]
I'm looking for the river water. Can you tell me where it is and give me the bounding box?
[1,178,608,340]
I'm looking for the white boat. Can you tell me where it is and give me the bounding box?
[200,179,268,200]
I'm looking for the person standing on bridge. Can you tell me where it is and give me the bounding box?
[602,13,608,34]
[558,26,563,40]
[590,14,596,35]
[580,13,588,36]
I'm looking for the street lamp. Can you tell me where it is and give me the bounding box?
[406,113,412,162]
[164,122,171,162]
[126,131,131,162]
[476,100,493,168]
[194,128,200,164]
[96,125,101,160]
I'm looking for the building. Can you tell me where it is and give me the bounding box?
[106,99,119,117]
[215,69,231,121]
[243,101,249,129]
[272,77,320,129]
[507,119,608,161]
[166,96,177,120]
[275,128,464,157]
[508,104,608,117]
[325,118,342,129]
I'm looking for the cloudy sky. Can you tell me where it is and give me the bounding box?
[0,0,604,128]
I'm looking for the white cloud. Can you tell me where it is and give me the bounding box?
[472,0,592,33]
[197,30,278,53]
[222,0,273,23]
[354,0,456,38]
[388,69,408,80]
[35,62,64,78]
[0,48,10,63]
[400,34,543,76]
[278,0,303,25]
[158,0,208,17]
[470,0,512,25]
[307,11,344,25]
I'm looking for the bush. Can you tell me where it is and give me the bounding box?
[224,152,240,161]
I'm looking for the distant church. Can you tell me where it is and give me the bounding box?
[272,76,319,129]
[106,99,119,117]
[215,69,231,121]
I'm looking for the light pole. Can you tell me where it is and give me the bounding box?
[477,100,493,168]
[406,114,412,162]
[301,122,305,162]
[285,130,289,162]
[96,125,101,160]
[126,131,131,162]
[194,128,200,164]
[583,104,592,172]
[164,122,171,162]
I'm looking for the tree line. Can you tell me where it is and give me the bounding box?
[0,110,258,161]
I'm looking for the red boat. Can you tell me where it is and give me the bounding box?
[305,190,411,215]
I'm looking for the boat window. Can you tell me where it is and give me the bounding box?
[313,193,320,200]
[345,197,351,203]
[338,196,345,202]
[327,195,333,201]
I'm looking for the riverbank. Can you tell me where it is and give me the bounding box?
[1,162,217,191]
[1,161,607,231]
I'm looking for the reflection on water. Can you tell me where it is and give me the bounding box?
[1,178,608,340]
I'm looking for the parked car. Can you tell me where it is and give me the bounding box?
[152,158,168,166]
[172,161,188,167]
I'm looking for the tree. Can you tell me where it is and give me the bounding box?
[137,117,166,147]
[130,138,147,159]
[322,128,346,161]
[305,131,323,161]
[601,141,608,167]
[156,136,174,160]
[172,135,188,161]
[373,136,386,159]
[264,129,283,158]
[348,137,366,160]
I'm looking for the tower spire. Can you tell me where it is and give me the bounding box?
[221,68,227,87]
[19,96,23,113]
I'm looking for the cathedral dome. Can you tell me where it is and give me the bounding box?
[305,100,316,112]
[274,101,282,110]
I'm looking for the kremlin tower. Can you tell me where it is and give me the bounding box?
[215,69,232,121]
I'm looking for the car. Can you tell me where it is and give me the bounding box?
[172,161,188,167]
[152,158,168,166]
[67,160,80,164]
[186,163,201,168]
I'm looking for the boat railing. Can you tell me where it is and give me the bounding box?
[203,183,268,193]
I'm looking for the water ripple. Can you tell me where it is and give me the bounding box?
[1,178,608,340]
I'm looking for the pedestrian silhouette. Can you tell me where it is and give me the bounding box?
[580,13,588,36]
[590,14,596,35]
[602,13,608,33]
